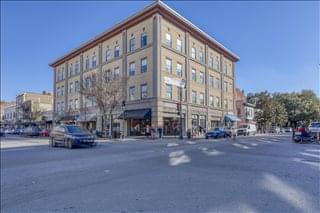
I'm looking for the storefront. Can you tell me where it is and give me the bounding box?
[119,108,151,136]
[191,114,207,135]
[163,117,183,136]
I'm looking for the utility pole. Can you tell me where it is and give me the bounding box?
[179,80,186,139]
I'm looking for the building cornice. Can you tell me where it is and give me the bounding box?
[49,1,239,68]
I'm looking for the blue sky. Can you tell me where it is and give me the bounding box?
[1,0,319,101]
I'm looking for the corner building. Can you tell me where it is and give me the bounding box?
[50,1,239,136]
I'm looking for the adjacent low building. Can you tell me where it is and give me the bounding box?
[3,104,16,128]
[235,88,256,125]
[16,91,53,126]
[50,0,240,136]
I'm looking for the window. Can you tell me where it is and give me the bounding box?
[176,39,182,52]
[199,71,205,84]
[177,63,182,77]
[129,37,135,52]
[75,81,79,92]
[214,56,220,71]
[191,69,196,81]
[209,96,214,106]
[92,55,97,68]
[199,93,204,105]
[57,102,60,112]
[192,91,197,104]
[129,62,135,76]
[229,100,233,110]
[85,77,91,88]
[75,61,79,74]
[224,99,228,109]
[56,87,60,97]
[199,50,204,63]
[223,63,228,74]
[61,86,64,96]
[85,57,89,70]
[114,67,120,80]
[215,97,220,107]
[141,32,147,47]
[105,70,111,82]
[69,63,73,76]
[61,68,65,80]
[69,82,74,93]
[56,70,60,81]
[165,84,172,99]
[141,84,148,99]
[191,47,196,59]
[61,101,65,112]
[141,58,147,73]
[208,56,213,67]
[165,33,172,47]
[114,45,120,58]
[129,86,135,101]
[215,78,220,89]
[224,81,228,92]
[229,83,233,91]
[69,100,73,110]
[165,58,172,73]
[209,75,214,88]
[75,99,79,109]
[106,48,111,62]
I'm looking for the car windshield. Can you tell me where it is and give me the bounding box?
[213,128,220,131]
[240,125,248,128]
[65,126,84,133]
[310,122,320,127]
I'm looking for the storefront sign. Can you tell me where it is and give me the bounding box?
[164,76,185,88]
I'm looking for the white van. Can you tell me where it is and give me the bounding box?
[237,124,257,136]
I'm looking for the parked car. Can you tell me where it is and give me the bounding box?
[237,124,257,136]
[309,122,320,133]
[206,127,231,139]
[50,125,95,149]
[24,126,42,137]
[0,128,5,137]
[283,127,292,132]
[269,126,281,134]
[40,129,50,137]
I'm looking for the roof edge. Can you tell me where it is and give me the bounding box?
[49,0,239,67]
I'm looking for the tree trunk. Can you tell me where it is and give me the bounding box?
[103,115,108,138]
[109,114,113,138]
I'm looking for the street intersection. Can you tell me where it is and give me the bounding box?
[1,134,319,212]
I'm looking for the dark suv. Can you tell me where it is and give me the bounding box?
[50,125,96,149]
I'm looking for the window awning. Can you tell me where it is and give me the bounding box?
[56,115,77,122]
[224,114,241,122]
[118,109,151,120]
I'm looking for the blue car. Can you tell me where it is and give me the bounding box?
[206,127,231,139]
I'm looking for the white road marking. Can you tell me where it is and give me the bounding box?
[300,152,320,159]
[232,143,251,149]
[168,150,191,166]
[167,143,179,147]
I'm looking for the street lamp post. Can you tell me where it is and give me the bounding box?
[179,80,186,140]
[122,100,126,140]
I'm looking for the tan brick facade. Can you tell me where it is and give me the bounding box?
[50,1,239,136]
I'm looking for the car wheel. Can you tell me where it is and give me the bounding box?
[67,139,73,149]
[50,138,56,147]
[206,136,209,139]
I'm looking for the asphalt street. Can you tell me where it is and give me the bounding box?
[1,135,319,213]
